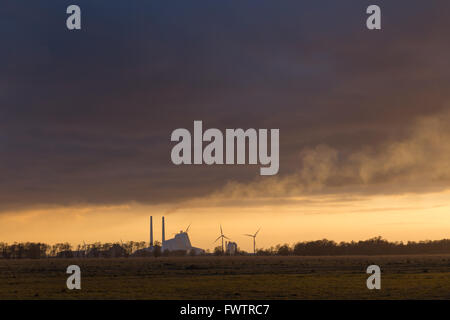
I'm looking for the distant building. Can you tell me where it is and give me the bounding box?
[162,217,204,255]
[142,216,204,255]
[226,241,238,255]
[163,230,204,255]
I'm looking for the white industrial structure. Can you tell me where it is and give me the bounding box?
[226,241,238,255]
[147,216,204,255]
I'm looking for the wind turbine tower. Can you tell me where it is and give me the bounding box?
[214,225,230,253]
[244,228,260,254]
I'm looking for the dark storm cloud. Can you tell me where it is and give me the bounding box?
[1,1,450,211]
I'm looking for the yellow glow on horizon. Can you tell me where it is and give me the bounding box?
[0,190,449,252]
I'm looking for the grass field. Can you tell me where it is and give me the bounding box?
[0,255,449,299]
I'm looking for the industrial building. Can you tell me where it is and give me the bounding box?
[226,241,238,255]
[147,216,204,255]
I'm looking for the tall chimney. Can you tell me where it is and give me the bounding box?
[150,216,153,247]
[162,216,165,243]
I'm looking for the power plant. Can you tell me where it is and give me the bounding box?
[150,216,153,246]
[145,217,262,255]
[147,216,204,255]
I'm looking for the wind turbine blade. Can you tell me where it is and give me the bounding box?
[244,234,253,237]
[214,236,222,243]
[254,228,261,236]
[185,223,191,233]
[223,235,231,240]
[220,225,223,235]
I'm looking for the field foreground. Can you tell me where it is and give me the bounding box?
[0,255,449,299]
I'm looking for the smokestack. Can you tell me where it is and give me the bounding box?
[150,216,153,247]
[162,216,165,243]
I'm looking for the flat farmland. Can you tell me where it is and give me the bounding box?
[0,255,449,299]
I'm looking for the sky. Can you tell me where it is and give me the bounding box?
[0,1,449,252]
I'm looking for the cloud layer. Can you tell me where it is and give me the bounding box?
[209,110,450,205]
[1,1,450,212]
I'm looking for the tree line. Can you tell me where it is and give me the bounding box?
[0,237,449,259]
[255,237,450,256]
[0,241,147,259]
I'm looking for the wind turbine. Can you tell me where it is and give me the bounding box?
[174,224,191,236]
[244,228,260,254]
[214,225,230,253]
